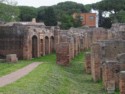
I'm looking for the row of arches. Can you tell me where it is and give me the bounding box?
[32,36,54,58]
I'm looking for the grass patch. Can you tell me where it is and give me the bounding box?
[0,60,32,77]
[0,53,119,94]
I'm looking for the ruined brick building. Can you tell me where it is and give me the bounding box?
[0,21,125,93]
[83,23,125,94]
[54,23,125,94]
[0,22,55,60]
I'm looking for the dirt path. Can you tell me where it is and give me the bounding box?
[0,62,41,87]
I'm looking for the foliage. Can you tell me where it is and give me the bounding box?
[18,6,37,21]
[37,1,88,28]
[73,14,82,28]
[60,14,74,29]
[36,6,46,22]
[53,1,87,20]
[114,10,125,23]
[92,0,125,24]
[93,0,125,14]
[0,3,20,22]
[101,17,112,28]
[84,4,92,12]
[43,7,57,26]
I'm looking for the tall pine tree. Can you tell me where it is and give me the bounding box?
[44,7,57,26]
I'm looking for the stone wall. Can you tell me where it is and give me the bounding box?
[120,71,125,94]
[89,39,125,93]
[56,43,70,66]
[85,52,91,74]
[0,23,56,60]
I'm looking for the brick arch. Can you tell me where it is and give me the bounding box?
[50,36,54,53]
[32,35,38,58]
[45,36,49,54]
[40,39,43,55]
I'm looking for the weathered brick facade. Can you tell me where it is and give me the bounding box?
[102,61,120,90]
[85,52,91,74]
[1,21,125,94]
[0,22,55,60]
[120,71,125,94]
[91,40,125,82]
[56,43,70,66]
[91,43,102,82]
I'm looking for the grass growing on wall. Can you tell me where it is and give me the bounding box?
[0,53,119,94]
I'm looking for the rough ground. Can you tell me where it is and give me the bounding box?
[0,62,41,87]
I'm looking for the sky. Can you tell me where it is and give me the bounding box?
[16,0,101,7]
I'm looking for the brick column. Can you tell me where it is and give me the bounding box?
[91,43,101,82]
[56,43,70,66]
[120,71,125,94]
[102,60,119,91]
[85,52,91,74]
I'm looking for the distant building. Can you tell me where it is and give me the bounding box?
[73,13,97,28]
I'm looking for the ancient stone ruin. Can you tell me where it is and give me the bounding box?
[84,23,125,93]
[54,23,125,93]
[0,21,125,93]
[0,22,55,60]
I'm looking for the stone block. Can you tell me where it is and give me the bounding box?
[107,80,115,94]
[6,54,18,63]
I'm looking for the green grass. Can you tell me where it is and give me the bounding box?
[0,60,32,77]
[0,53,119,94]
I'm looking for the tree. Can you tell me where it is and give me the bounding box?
[94,0,125,14]
[44,7,57,26]
[18,6,37,21]
[92,0,125,23]
[73,14,82,27]
[101,17,112,28]
[0,2,20,22]
[84,4,92,12]
[37,6,46,22]
[36,1,89,28]
[53,1,88,21]
[114,10,125,23]
[60,14,74,29]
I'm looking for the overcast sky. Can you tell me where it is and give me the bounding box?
[16,0,101,7]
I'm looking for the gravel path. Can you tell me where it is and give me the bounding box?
[0,62,41,87]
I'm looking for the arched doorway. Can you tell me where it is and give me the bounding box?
[32,36,38,58]
[45,36,49,54]
[40,39,43,55]
[74,38,77,55]
[50,36,54,53]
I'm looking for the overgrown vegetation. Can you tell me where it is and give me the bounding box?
[0,53,119,94]
[1,0,125,29]
[0,2,20,22]
[0,1,87,29]
[36,1,87,29]
[91,0,125,28]
[18,6,37,21]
